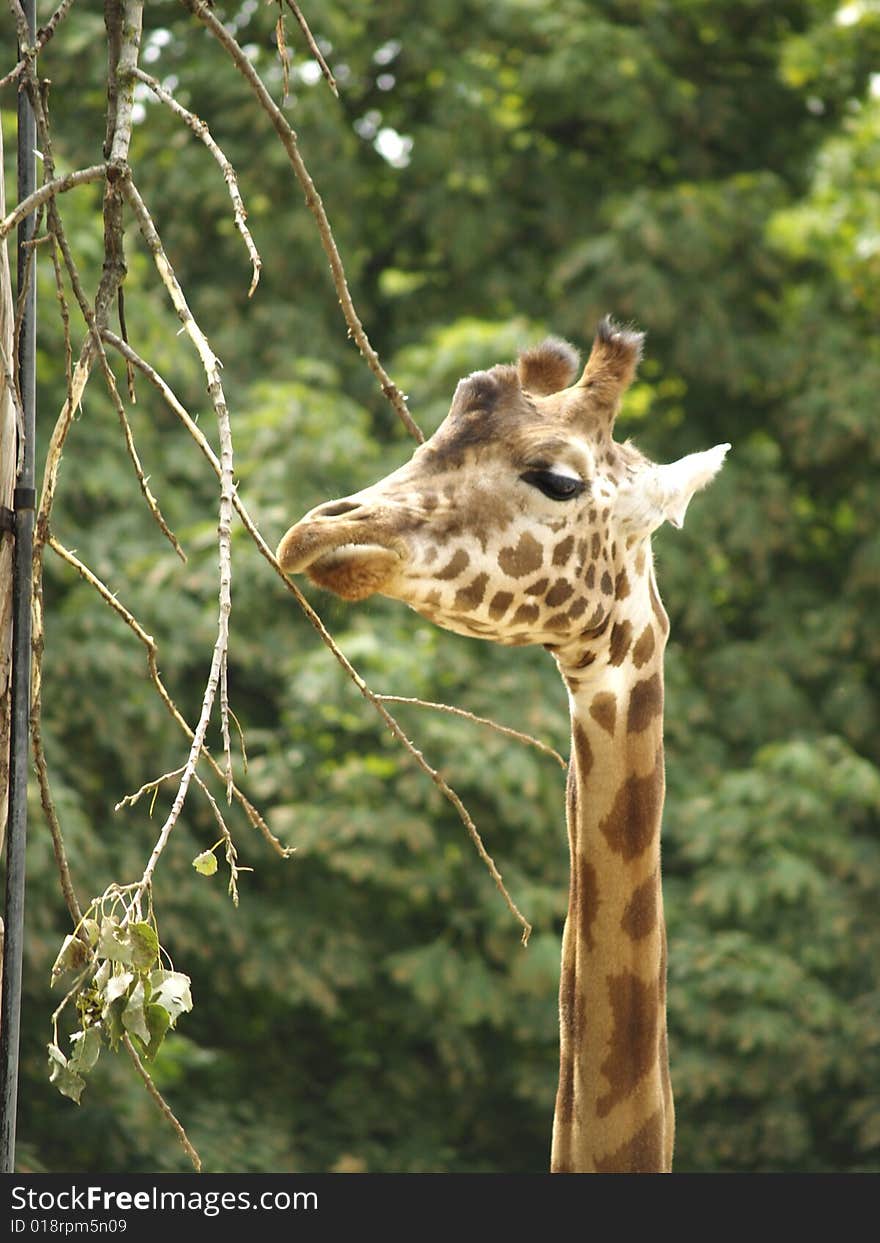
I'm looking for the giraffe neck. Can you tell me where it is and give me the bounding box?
[549,570,674,1173]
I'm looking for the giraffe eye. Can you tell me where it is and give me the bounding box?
[520,469,587,502]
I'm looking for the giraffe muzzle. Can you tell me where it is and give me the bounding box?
[276,512,404,601]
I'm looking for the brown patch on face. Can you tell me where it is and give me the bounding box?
[552,535,574,566]
[567,597,588,621]
[632,624,655,669]
[591,532,602,559]
[615,569,630,600]
[627,673,663,734]
[585,564,596,589]
[575,648,596,669]
[608,620,632,667]
[423,545,438,565]
[572,720,593,778]
[546,579,574,608]
[597,971,659,1118]
[578,858,599,951]
[435,548,470,580]
[454,572,488,612]
[590,692,617,736]
[525,576,550,596]
[511,602,540,627]
[599,751,664,861]
[600,571,613,595]
[499,531,544,578]
[421,492,438,512]
[621,870,659,940]
[489,590,513,620]
[545,613,570,631]
[595,1110,666,1173]
[649,574,670,635]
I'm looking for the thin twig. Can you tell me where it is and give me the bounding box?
[181,0,423,444]
[115,768,186,812]
[376,695,567,769]
[123,1035,202,1171]
[100,329,529,940]
[0,0,77,91]
[47,532,287,857]
[30,570,82,927]
[0,165,107,241]
[284,0,338,97]
[192,773,251,906]
[48,235,74,426]
[47,191,186,562]
[275,6,290,104]
[122,177,235,813]
[132,67,262,297]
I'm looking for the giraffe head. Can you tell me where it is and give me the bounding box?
[277,318,729,648]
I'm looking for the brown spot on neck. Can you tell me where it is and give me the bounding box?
[597,971,659,1118]
[621,869,659,940]
[627,673,663,734]
[599,750,664,861]
[595,1109,667,1173]
[632,623,655,669]
[577,858,600,951]
[572,720,594,777]
[589,691,617,736]
[609,620,633,667]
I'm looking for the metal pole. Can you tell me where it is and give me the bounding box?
[0,0,37,1173]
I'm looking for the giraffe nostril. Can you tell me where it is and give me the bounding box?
[313,500,363,519]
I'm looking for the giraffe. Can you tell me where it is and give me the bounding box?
[276,317,729,1173]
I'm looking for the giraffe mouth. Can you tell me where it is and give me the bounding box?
[277,520,403,601]
[305,543,402,601]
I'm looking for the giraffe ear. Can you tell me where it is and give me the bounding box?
[576,316,644,418]
[618,444,731,533]
[517,338,581,395]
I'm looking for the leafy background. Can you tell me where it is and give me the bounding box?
[1,0,879,1172]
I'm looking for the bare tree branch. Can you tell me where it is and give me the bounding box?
[123,1035,201,1171]
[121,176,235,806]
[132,67,262,296]
[100,329,531,941]
[180,0,424,444]
[284,0,338,97]
[47,532,288,858]
[0,0,77,90]
[376,695,568,769]
[0,165,107,242]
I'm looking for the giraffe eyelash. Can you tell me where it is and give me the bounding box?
[520,468,588,502]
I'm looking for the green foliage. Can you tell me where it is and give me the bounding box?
[1,0,879,1174]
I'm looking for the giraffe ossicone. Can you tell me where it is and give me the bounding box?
[277,317,729,1172]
